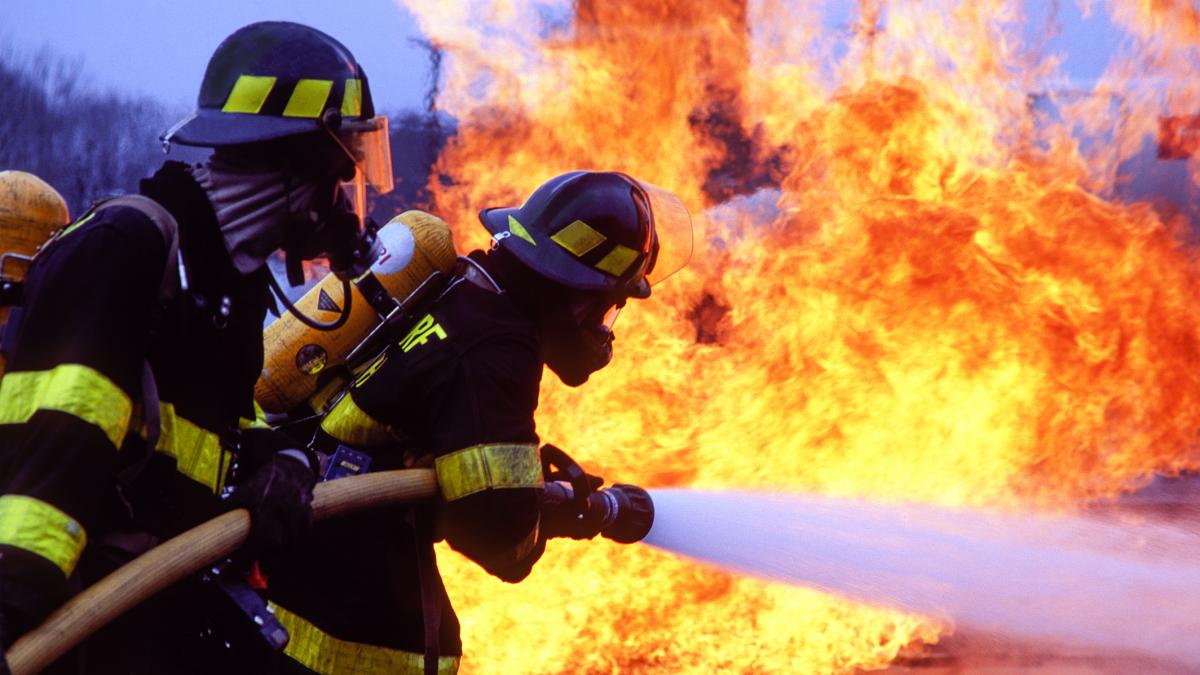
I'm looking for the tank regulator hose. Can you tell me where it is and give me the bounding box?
[267,270,353,332]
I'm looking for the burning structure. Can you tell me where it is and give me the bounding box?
[392,0,1200,672]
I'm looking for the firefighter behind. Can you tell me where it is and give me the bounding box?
[261,171,693,674]
[0,21,395,672]
[0,171,71,378]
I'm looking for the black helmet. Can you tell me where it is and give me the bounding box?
[479,172,693,299]
[165,21,375,147]
[164,21,394,221]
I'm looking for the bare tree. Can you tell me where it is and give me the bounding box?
[0,47,179,214]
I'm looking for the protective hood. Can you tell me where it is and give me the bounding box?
[194,155,328,275]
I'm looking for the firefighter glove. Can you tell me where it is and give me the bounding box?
[538,479,606,540]
[0,606,13,652]
[226,451,315,558]
[0,553,71,653]
[0,598,34,675]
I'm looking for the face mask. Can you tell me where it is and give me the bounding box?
[540,292,622,387]
[281,185,364,284]
[542,325,612,387]
[199,156,336,276]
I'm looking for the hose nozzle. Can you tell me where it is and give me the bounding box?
[538,444,653,544]
[541,481,655,544]
[596,483,655,544]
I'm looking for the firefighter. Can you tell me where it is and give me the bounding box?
[261,171,692,674]
[0,21,394,672]
[0,171,72,379]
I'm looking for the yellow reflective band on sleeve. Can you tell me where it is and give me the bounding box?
[435,443,542,502]
[222,75,277,114]
[551,219,606,257]
[351,352,388,389]
[0,495,87,577]
[150,403,230,493]
[341,79,362,117]
[319,393,401,448]
[283,79,334,118]
[595,243,639,277]
[270,602,459,675]
[0,364,132,449]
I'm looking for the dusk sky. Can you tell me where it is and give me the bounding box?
[2,0,433,112]
[2,0,1130,118]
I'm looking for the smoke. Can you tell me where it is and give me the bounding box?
[645,489,1200,667]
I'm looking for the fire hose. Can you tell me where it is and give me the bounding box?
[5,458,654,675]
[5,469,438,675]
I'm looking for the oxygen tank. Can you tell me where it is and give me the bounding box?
[256,210,456,413]
[0,171,71,376]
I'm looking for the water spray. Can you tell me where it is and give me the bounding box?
[643,489,1200,667]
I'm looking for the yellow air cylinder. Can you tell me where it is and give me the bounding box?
[0,171,71,376]
[256,210,457,414]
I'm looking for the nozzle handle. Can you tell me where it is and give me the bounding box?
[540,443,595,514]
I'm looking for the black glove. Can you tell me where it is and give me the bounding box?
[0,612,12,675]
[0,603,18,651]
[538,478,606,541]
[0,599,35,675]
[488,536,545,584]
[225,452,315,559]
[0,550,69,653]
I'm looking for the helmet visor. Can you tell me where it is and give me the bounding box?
[341,170,368,226]
[601,305,622,332]
[570,295,626,332]
[634,180,693,287]
[338,115,394,194]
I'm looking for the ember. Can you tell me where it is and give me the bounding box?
[397,0,1200,672]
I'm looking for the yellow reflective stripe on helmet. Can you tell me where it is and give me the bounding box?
[270,602,459,675]
[222,75,277,114]
[341,78,363,117]
[435,443,542,502]
[320,393,400,448]
[0,364,132,449]
[152,403,230,493]
[0,495,87,577]
[551,219,606,257]
[507,215,537,246]
[595,244,639,277]
[283,79,334,118]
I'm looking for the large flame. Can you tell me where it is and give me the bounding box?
[395,1,1200,671]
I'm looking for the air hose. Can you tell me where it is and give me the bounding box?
[267,270,354,332]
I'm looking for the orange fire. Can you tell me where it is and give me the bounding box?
[395,0,1200,671]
